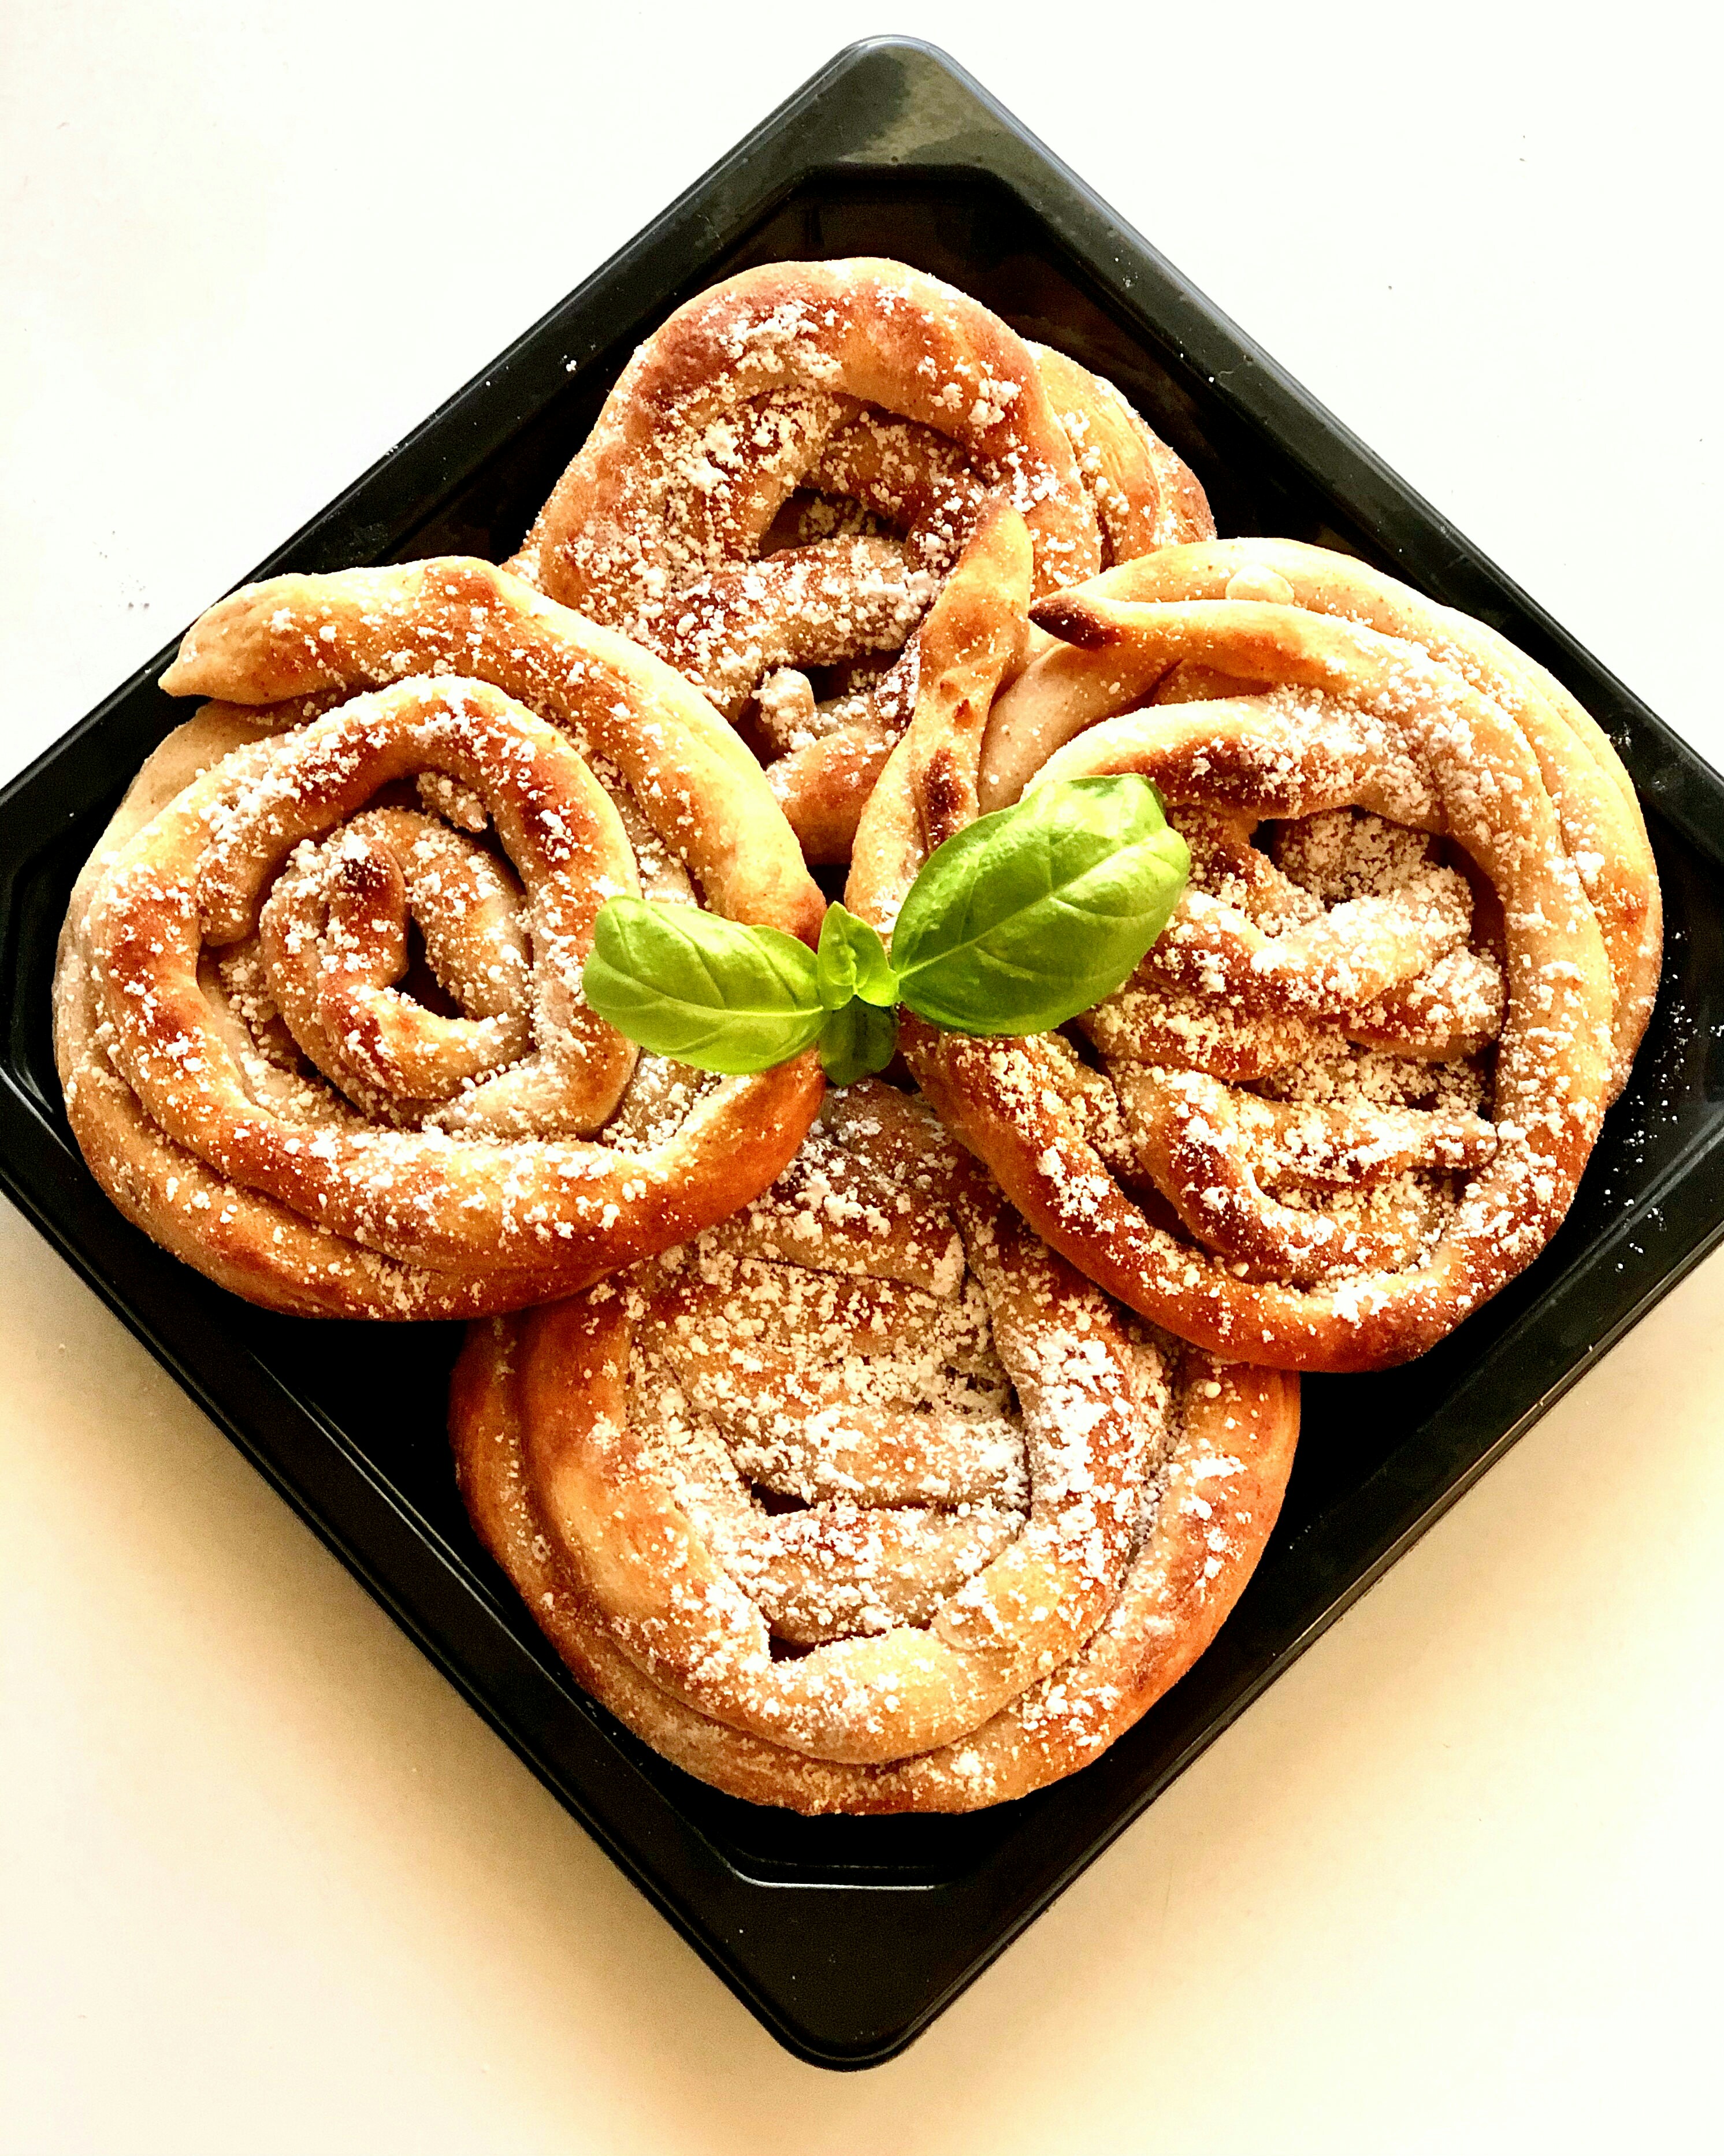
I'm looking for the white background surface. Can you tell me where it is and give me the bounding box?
[3,3,1722,2149]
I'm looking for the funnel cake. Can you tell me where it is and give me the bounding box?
[451,1081,1298,1812]
[512,258,1211,860]
[55,562,824,1318]
[849,525,1633,1372]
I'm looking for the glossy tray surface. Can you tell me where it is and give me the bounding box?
[3,39,1721,2069]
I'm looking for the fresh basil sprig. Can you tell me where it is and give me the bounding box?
[580,775,1189,1084]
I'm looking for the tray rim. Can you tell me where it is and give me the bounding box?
[4,35,1723,2069]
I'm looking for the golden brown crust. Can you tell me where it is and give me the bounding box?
[1028,344,1215,559]
[157,557,822,945]
[1016,540,1658,1094]
[846,501,1035,921]
[449,1083,1299,1811]
[848,537,1627,1373]
[510,262,1213,864]
[56,568,828,1319]
[515,257,1101,611]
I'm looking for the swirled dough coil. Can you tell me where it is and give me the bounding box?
[55,562,826,1318]
[451,1081,1298,1810]
[848,516,1637,1372]
[513,258,1210,861]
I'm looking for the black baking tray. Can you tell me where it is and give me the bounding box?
[3,39,1721,2069]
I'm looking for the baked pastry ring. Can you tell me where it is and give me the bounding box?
[848,519,1628,1372]
[451,1081,1298,1812]
[512,258,1210,860]
[55,562,824,1319]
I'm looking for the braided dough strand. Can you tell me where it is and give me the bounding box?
[1029,343,1215,559]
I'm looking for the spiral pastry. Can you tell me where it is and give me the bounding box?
[451,1081,1299,1811]
[512,258,1211,861]
[1013,538,1660,1094]
[849,516,1635,1372]
[55,562,824,1318]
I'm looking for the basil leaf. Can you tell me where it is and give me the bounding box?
[816,902,899,1010]
[581,897,824,1075]
[890,776,1190,1035]
[818,998,900,1087]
